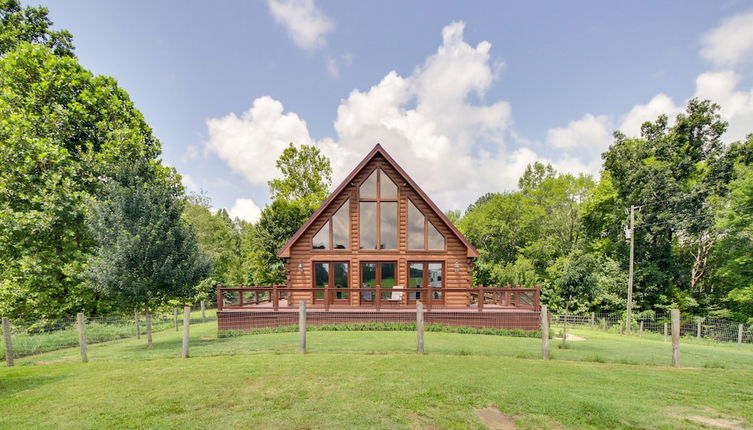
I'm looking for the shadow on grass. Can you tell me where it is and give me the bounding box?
[0,374,69,398]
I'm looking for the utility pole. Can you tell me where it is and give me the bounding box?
[625,205,635,335]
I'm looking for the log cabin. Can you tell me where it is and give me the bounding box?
[216,144,542,331]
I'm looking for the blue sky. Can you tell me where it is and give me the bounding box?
[36,1,753,221]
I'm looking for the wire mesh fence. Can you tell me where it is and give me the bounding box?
[3,305,753,369]
[552,312,753,344]
[1,304,217,361]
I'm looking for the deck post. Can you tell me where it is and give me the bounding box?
[376,286,381,311]
[739,324,744,346]
[77,312,88,363]
[216,284,223,311]
[200,300,206,323]
[182,306,191,358]
[540,305,549,360]
[325,287,330,312]
[272,286,279,311]
[478,286,484,312]
[298,300,307,354]
[425,286,432,311]
[2,317,13,367]
[135,309,140,340]
[416,301,424,354]
[534,286,541,310]
[671,309,680,368]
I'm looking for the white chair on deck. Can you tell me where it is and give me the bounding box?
[388,285,404,303]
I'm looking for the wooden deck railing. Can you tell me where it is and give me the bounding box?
[216,285,540,312]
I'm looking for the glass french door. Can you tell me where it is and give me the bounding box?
[314,262,349,304]
[408,262,444,304]
[360,262,396,304]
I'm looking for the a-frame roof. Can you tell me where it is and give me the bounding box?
[277,144,480,258]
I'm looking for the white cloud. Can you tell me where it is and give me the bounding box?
[205,96,315,186]
[695,70,753,142]
[181,173,200,193]
[267,0,334,51]
[229,198,262,223]
[206,22,534,211]
[546,114,612,153]
[700,10,753,68]
[618,93,682,137]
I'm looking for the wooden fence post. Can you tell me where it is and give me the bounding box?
[182,306,190,358]
[416,301,424,354]
[738,324,744,346]
[671,309,680,368]
[77,312,88,363]
[173,307,179,331]
[663,322,668,342]
[298,300,306,354]
[135,309,140,340]
[639,321,643,338]
[2,317,13,367]
[200,301,206,323]
[601,318,606,331]
[696,320,702,340]
[540,305,549,360]
[590,312,595,328]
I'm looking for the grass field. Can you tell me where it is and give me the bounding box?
[1,318,753,429]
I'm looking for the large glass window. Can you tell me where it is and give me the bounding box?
[359,168,398,250]
[408,262,444,302]
[312,200,350,250]
[314,262,349,302]
[407,199,445,250]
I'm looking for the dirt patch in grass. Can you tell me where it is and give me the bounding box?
[685,415,746,429]
[669,407,747,429]
[475,406,518,430]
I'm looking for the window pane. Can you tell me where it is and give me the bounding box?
[359,202,377,249]
[428,263,443,299]
[332,200,350,249]
[427,221,445,250]
[380,202,397,249]
[379,169,397,199]
[407,200,425,249]
[314,263,329,299]
[334,263,349,300]
[409,263,424,300]
[359,170,377,199]
[361,263,376,302]
[312,222,329,249]
[381,263,395,289]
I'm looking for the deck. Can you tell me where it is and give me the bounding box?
[216,286,543,331]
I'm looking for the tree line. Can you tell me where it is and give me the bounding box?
[2,1,752,325]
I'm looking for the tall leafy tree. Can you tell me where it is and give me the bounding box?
[250,143,332,285]
[85,161,211,347]
[0,0,73,57]
[0,42,161,319]
[594,99,734,312]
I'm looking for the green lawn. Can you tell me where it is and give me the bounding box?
[1,320,752,429]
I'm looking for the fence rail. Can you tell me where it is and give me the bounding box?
[216,285,541,312]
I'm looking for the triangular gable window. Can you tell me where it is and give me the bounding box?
[408,199,445,250]
[312,200,350,250]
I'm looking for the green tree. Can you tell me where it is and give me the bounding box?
[250,143,332,284]
[712,160,753,320]
[0,43,161,319]
[85,161,211,347]
[595,99,735,313]
[0,0,74,57]
[268,143,332,207]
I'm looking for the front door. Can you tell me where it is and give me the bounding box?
[314,262,349,304]
[360,262,396,305]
